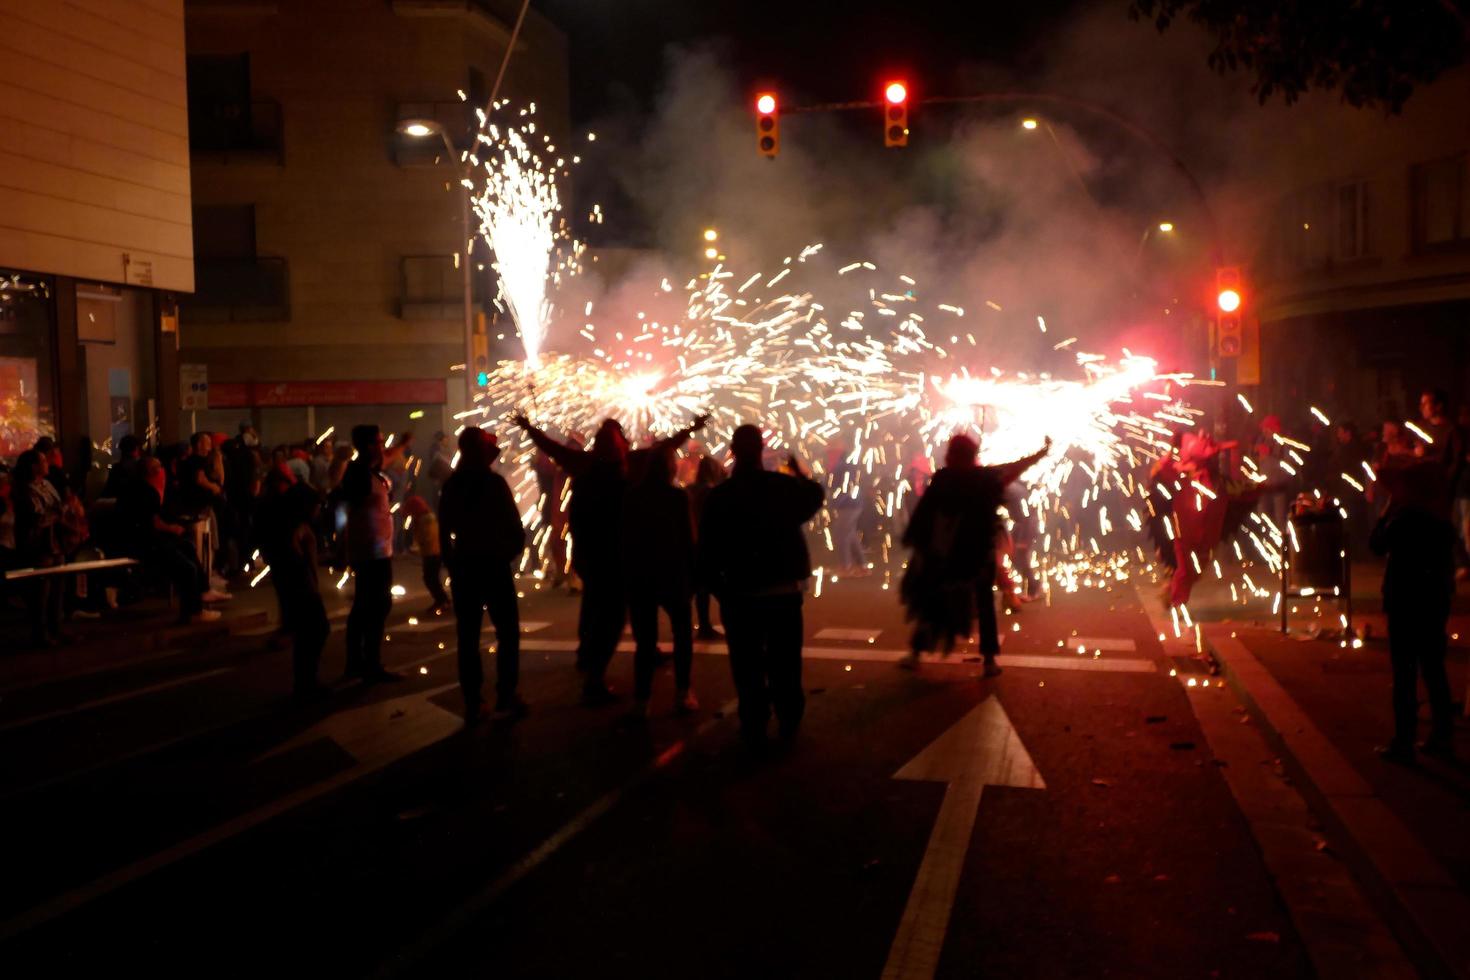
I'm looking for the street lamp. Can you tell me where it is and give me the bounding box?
[397,117,478,410]
[1021,117,1039,130]
[1157,221,1175,234]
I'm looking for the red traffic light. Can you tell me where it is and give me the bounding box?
[755,92,779,157]
[1217,288,1242,313]
[885,81,908,105]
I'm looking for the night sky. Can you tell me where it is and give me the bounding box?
[539,0,1092,124]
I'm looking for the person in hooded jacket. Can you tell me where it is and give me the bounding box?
[623,445,698,717]
[900,433,1049,676]
[438,427,527,723]
[698,425,824,748]
[514,411,707,705]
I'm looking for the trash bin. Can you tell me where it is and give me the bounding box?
[1281,507,1352,634]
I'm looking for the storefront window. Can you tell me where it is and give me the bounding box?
[0,270,57,462]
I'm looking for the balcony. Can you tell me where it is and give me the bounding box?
[189,99,284,164]
[398,255,463,320]
[179,258,289,323]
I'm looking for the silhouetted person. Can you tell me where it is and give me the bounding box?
[687,454,725,639]
[624,446,698,717]
[699,424,824,749]
[515,411,707,705]
[900,433,1048,675]
[438,427,527,723]
[1371,492,1456,762]
[404,494,450,614]
[340,424,401,683]
[272,481,330,701]
[102,434,144,498]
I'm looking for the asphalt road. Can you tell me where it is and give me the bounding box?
[0,572,1314,978]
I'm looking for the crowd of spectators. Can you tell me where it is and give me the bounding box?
[0,421,450,650]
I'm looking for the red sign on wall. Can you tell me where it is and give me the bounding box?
[209,379,447,408]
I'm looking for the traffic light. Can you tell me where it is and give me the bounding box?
[1215,266,1243,358]
[755,92,778,157]
[883,80,908,147]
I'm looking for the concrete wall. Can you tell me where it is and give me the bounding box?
[0,0,194,291]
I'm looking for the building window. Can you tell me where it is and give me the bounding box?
[1278,185,1331,273]
[0,271,57,460]
[187,54,283,160]
[1334,180,1368,261]
[1412,153,1470,251]
[179,205,289,323]
[399,256,462,320]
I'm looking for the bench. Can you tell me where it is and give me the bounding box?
[4,557,140,582]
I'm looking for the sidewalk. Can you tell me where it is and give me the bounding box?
[1204,620,1470,980]
[0,582,276,691]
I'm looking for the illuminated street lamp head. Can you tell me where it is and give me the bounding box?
[756,93,777,115]
[1021,118,1039,130]
[397,118,442,138]
[885,81,908,105]
[1217,287,1242,313]
[703,228,718,242]
[704,247,719,260]
[1158,221,1175,233]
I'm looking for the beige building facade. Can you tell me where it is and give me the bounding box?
[0,0,192,460]
[1228,66,1470,425]
[181,0,568,445]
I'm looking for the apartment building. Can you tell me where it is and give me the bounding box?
[180,0,568,444]
[1234,67,1470,424]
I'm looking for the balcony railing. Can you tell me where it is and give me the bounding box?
[179,257,289,323]
[189,99,284,163]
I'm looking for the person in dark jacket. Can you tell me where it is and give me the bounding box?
[257,473,329,700]
[624,446,698,717]
[900,433,1049,676]
[687,454,725,639]
[1370,490,1456,762]
[514,411,707,705]
[439,427,527,723]
[699,424,824,749]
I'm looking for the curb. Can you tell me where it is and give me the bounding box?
[1202,626,1470,980]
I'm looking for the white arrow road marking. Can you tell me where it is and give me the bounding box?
[882,696,1045,980]
[0,684,463,943]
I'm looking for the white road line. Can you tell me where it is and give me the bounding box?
[1068,637,1137,652]
[370,697,741,979]
[0,667,237,734]
[515,639,1156,673]
[814,627,883,642]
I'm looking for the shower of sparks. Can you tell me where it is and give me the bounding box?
[466,99,585,369]
[435,206,1351,637]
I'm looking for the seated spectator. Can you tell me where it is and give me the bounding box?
[102,435,144,499]
[118,457,219,625]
